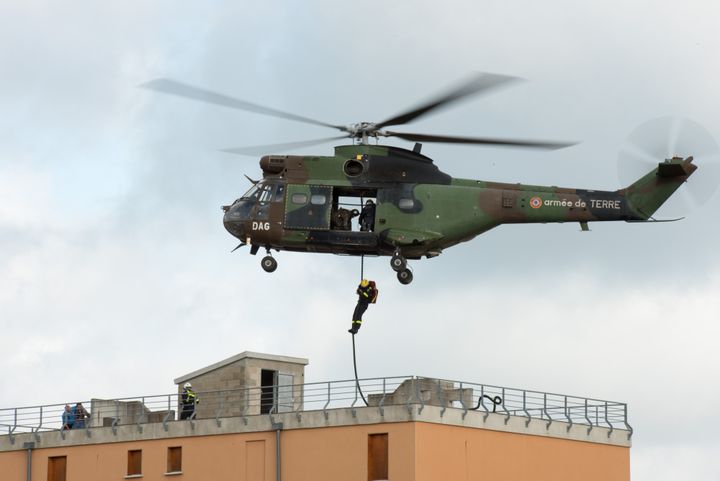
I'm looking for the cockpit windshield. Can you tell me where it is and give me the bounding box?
[241,183,261,200]
[240,182,277,204]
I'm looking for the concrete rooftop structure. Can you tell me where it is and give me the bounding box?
[0,353,632,481]
[174,351,309,385]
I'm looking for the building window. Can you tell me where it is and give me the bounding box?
[127,450,142,476]
[368,433,388,481]
[167,446,182,473]
[47,456,67,481]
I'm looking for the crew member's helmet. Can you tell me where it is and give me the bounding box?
[184,382,192,389]
[360,279,369,287]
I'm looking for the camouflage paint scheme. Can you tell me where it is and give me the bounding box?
[222,144,696,259]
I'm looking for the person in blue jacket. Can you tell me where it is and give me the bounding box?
[61,404,74,430]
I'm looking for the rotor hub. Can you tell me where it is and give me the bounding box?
[345,122,384,143]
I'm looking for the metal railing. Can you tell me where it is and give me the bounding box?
[0,375,632,443]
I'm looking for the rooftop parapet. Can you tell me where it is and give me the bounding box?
[0,375,632,450]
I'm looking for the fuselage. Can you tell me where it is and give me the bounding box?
[222,144,655,259]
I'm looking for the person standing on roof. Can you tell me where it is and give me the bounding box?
[73,403,89,429]
[348,279,378,334]
[61,404,74,431]
[180,382,199,420]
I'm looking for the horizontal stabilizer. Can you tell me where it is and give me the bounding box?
[658,157,695,178]
[625,217,684,223]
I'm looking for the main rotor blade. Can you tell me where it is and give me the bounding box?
[221,135,349,156]
[375,73,521,129]
[385,131,576,150]
[141,78,344,131]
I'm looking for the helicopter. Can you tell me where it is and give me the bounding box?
[143,73,707,284]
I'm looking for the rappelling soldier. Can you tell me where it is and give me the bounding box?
[348,279,378,334]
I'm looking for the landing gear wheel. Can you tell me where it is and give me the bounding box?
[261,255,277,273]
[397,269,413,285]
[390,253,406,272]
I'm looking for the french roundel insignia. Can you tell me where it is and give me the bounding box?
[529,196,542,209]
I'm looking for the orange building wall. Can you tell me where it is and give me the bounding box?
[16,432,276,481]
[0,421,628,481]
[1,424,414,481]
[414,423,630,481]
[0,450,25,481]
[282,423,415,481]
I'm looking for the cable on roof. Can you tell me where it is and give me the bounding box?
[471,394,503,412]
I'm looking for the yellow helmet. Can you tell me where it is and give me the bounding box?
[360,279,369,287]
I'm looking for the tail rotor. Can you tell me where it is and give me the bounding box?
[618,116,720,216]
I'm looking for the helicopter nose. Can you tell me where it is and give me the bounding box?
[223,218,245,239]
[223,210,246,239]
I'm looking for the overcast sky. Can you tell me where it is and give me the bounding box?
[1,1,719,479]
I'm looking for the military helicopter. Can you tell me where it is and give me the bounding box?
[143,74,714,284]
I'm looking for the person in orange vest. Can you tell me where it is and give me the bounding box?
[348,279,378,334]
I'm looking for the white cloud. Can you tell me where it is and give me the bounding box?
[634,444,720,481]
[2,1,719,479]
[0,165,53,228]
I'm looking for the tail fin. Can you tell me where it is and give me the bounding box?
[621,156,697,219]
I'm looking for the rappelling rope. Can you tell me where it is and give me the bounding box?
[351,333,369,407]
[353,207,368,407]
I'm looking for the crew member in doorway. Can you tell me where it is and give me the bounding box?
[359,199,376,232]
[349,279,379,334]
[180,382,199,420]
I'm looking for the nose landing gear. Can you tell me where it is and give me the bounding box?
[261,256,277,272]
[260,248,277,273]
[390,250,413,285]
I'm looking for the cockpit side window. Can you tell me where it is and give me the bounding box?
[258,184,274,204]
[273,185,285,202]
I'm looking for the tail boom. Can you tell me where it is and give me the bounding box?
[486,156,695,226]
[621,156,696,219]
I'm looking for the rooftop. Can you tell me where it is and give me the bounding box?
[0,375,632,452]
